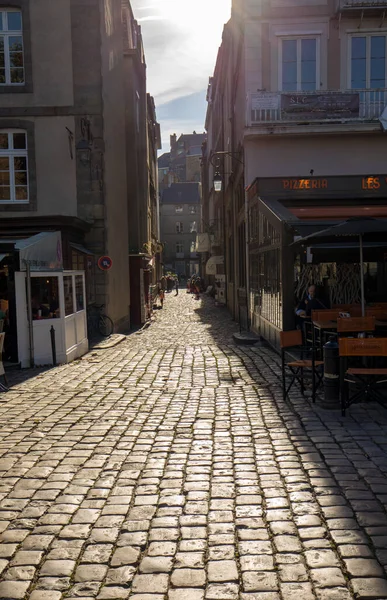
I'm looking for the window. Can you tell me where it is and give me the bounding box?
[281,38,318,91]
[190,221,197,233]
[189,205,197,214]
[175,205,183,213]
[0,130,28,203]
[31,277,60,320]
[176,242,184,253]
[176,221,183,233]
[0,10,24,85]
[190,241,196,253]
[350,35,387,89]
[64,276,74,316]
[75,275,84,311]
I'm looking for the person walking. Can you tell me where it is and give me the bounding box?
[175,278,179,296]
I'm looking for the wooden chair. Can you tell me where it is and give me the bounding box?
[365,308,387,320]
[333,304,362,315]
[0,333,8,392]
[337,316,376,336]
[280,330,323,404]
[339,337,387,416]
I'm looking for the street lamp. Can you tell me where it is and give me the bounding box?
[213,172,223,192]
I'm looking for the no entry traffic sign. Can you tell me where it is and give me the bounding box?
[98,256,113,271]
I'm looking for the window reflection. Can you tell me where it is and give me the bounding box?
[31,277,60,320]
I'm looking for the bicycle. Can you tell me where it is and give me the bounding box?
[87,304,114,338]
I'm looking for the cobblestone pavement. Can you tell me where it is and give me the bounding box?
[1,291,387,599]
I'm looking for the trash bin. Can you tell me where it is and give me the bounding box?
[323,336,340,409]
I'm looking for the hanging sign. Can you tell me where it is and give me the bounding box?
[98,256,113,271]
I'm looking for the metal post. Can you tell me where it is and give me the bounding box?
[25,263,34,368]
[359,234,365,317]
[50,325,57,366]
[244,185,250,332]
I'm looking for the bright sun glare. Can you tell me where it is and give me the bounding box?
[136,0,232,101]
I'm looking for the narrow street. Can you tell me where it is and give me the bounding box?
[1,292,387,600]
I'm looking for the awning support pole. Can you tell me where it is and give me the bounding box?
[359,234,365,317]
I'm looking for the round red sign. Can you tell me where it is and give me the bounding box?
[98,256,113,271]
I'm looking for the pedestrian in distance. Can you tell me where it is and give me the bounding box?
[175,278,179,296]
[158,281,165,308]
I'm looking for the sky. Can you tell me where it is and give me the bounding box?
[131,0,232,154]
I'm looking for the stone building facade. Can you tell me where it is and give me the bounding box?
[203,0,387,338]
[160,183,201,277]
[0,0,160,333]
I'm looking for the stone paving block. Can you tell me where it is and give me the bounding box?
[29,592,63,600]
[171,568,206,587]
[242,572,279,592]
[344,558,384,577]
[40,559,76,577]
[310,567,347,588]
[132,573,169,594]
[208,559,238,582]
[205,583,239,599]
[351,577,387,598]
[139,556,174,573]
[280,582,315,600]
[169,590,205,600]
[0,581,30,598]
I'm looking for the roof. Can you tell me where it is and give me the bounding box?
[158,152,171,169]
[178,133,206,147]
[161,183,201,205]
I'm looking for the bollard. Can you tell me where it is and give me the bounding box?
[323,336,339,408]
[50,325,57,366]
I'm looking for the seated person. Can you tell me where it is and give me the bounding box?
[296,284,327,322]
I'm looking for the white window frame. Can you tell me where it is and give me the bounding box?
[0,9,24,86]
[0,129,29,204]
[348,32,387,89]
[278,36,320,92]
[175,205,183,213]
[176,221,183,233]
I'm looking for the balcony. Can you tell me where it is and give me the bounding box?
[247,89,387,131]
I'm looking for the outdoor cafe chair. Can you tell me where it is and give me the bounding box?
[337,316,376,336]
[365,308,387,320]
[0,333,8,392]
[339,337,387,416]
[280,330,323,404]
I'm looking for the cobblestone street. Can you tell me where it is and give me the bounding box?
[1,291,387,599]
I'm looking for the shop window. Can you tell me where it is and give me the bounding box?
[63,275,74,316]
[31,277,60,320]
[0,130,28,203]
[75,275,84,311]
[0,10,24,86]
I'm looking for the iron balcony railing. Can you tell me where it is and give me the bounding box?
[337,0,387,10]
[248,89,387,126]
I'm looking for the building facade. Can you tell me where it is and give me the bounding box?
[158,132,206,195]
[0,0,160,364]
[203,0,387,344]
[160,183,201,277]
